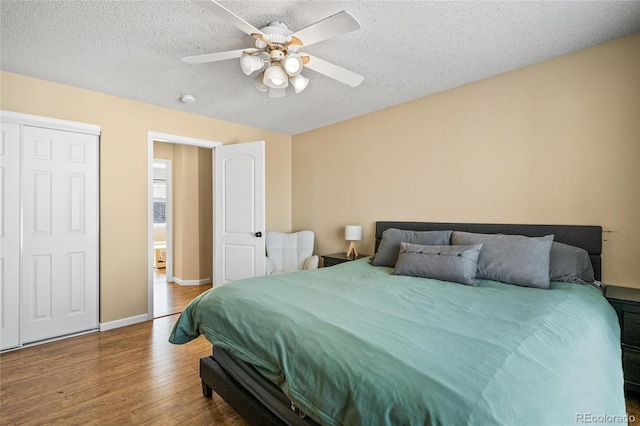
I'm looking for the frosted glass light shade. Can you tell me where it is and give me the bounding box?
[240,53,263,75]
[252,73,268,92]
[345,225,362,241]
[283,54,303,76]
[290,74,309,93]
[263,65,289,89]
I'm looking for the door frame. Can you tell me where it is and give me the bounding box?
[146,131,221,320]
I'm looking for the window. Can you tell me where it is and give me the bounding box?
[153,181,166,224]
[153,162,167,226]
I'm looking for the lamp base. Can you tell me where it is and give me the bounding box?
[346,241,359,259]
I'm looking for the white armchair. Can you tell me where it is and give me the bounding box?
[265,231,319,275]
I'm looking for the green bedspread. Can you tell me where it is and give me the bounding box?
[170,258,626,425]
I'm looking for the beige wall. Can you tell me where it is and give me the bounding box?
[292,34,640,288]
[172,145,212,282]
[198,147,213,281]
[0,71,292,323]
[173,145,192,280]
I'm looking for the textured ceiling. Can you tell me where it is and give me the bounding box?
[2,1,640,136]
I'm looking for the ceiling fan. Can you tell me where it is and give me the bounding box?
[182,0,364,98]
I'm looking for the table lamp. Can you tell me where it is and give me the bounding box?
[345,225,362,259]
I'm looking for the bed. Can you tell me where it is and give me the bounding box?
[169,221,626,425]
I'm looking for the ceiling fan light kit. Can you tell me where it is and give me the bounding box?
[240,53,264,75]
[252,74,268,93]
[183,0,364,98]
[290,74,309,93]
[264,64,289,89]
[283,54,303,76]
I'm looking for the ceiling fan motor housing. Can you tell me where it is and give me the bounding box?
[262,21,291,34]
[256,21,293,48]
[269,50,285,60]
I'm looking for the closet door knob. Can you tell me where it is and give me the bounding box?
[255,232,262,238]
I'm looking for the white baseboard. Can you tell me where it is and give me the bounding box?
[172,277,211,286]
[99,313,150,331]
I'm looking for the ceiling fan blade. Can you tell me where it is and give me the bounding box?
[181,48,247,64]
[290,10,360,47]
[194,0,264,37]
[285,36,303,49]
[302,54,364,87]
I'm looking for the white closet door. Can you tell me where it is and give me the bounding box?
[21,126,98,343]
[0,122,21,350]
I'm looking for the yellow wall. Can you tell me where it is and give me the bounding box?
[0,71,292,322]
[172,145,212,281]
[292,34,640,288]
[198,147,213,281]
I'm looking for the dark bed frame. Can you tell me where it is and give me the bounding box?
[199,221,603,425]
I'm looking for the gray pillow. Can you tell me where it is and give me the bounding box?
[372,228,452,267]
[451,231,554,289]
[549,241,595,284]
[394,242,483,286]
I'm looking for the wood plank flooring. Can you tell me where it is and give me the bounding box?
[0,315,247,425]
[153,270,211,318]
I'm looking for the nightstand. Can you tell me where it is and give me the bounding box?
[321,252,368,267]
[605,285,640,393]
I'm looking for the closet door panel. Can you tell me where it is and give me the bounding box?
[0,122,21,350]
[21,126,98,344]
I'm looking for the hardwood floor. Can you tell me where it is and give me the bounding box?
[153,269,211,318]
[0,315,247,425]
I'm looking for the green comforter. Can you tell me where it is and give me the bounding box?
[170,258,626,425]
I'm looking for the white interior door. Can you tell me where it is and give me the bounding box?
[0,122,21,350]
[21,126,98,344]
[214,141,265,285]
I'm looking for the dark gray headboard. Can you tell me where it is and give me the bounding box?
[375,222,602,281]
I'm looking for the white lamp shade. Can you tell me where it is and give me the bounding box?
[252,73,268,92]
[290,74,309,93]
[345,225,362,241]
[263,65,289,89]
[240,53,263,75]
[283,54,303,76]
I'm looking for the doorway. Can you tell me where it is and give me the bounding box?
[147,132,221,319]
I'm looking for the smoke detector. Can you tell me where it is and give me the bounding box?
[180,94,196,104]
